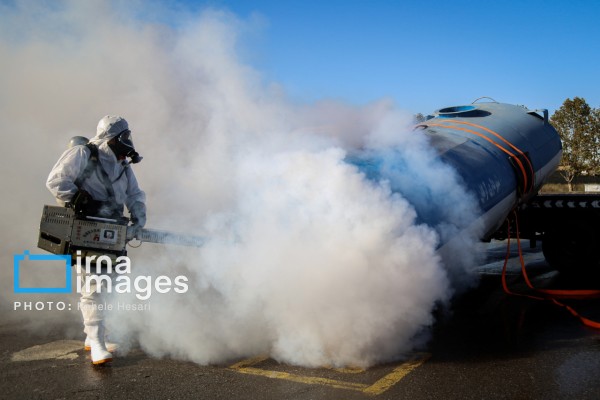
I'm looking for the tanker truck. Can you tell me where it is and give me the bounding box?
[350,99,597,275]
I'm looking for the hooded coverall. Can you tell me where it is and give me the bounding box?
[46,116,146,364]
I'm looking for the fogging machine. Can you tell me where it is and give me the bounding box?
[38,205,204,261]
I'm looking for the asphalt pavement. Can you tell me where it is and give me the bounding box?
[1,241,599,400]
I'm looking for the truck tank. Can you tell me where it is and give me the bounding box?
[422,102,562,240]
[348,101,563,246]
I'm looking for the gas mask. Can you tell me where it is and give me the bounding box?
[109,130,143,163]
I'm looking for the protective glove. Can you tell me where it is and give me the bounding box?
[68,190,92,213]
[129,202,147,234]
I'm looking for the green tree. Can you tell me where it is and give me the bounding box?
[550,97,600,191]
[592,107,600,166]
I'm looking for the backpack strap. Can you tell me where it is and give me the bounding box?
[113,161,130,183]
[74,143,116,202]
[74,143,99,188]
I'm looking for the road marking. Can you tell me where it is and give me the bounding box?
[11,340,82,362]
[363,355,430,395]
[328,366,365,374]
[229,353,431,396]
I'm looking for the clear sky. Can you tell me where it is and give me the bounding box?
[179,0,600,115]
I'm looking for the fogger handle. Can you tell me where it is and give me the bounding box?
[127,227,204,248]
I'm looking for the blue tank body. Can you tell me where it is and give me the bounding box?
[349,102,562,241]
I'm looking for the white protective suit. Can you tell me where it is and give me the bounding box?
[46,118,146,215]
[46,115,146,365]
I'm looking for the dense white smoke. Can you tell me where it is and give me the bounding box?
[0,0,481,367]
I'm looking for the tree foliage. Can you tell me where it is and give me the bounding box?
[550,97,600,191]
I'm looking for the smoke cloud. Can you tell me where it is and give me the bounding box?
[0,0,481,367]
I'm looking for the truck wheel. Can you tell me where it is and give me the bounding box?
[542,225,600,275]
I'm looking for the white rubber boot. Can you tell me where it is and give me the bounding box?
[84,336,119,352]
[85,323,113,365]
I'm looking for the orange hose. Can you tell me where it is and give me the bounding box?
[439,119,535,184]
[427,122,531,193]
[501,211,600,329]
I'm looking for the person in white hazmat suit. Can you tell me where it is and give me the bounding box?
[46,116,146,365]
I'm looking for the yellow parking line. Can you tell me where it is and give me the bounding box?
[228,355,268,369]
[329,366,366,374]
[363,354,431,396]
[228,353,431,396]
[233,366,369,391]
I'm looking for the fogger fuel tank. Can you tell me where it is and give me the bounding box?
[350,101,563,242]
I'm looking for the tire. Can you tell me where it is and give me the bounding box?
[542,223,600,275]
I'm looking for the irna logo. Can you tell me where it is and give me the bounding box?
[13,251,72,293]
[13,250,188,300]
